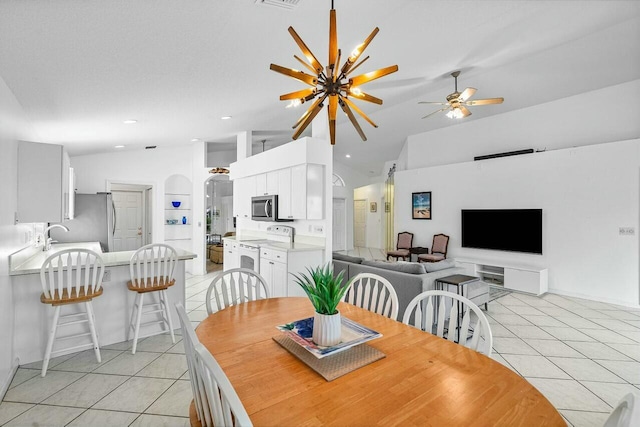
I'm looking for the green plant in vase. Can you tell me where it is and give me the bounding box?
[292,264,351,346]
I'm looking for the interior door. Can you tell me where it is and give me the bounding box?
[112,191,143,251]
[354,199,367,247]
[332,198,346,251]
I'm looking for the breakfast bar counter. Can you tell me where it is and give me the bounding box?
[9,242,196,365]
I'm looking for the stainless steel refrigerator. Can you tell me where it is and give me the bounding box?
[50,192,115,252]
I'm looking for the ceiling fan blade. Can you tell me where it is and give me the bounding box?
[421,107,449,119]
[279,88,316,101]
[341,27,379,76]
[270,64,317,87]
[458,87,477,102]
[288,27,324,74]
[349,90,383,105]
[349,65,399,87]
[329,9,338,75]
[342,97,378,128]
[418,101,448,105]
[459,106,472,117]
[339,97,367,141]
[464,97,504,106]
[292,94,327,139]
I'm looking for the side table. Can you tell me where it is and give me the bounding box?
[434,274,482,342]
[409,247,429,262]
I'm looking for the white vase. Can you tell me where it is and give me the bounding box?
[313,311,342,347]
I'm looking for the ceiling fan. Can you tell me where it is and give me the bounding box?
[419,71,504,119]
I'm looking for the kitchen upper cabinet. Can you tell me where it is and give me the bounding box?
[255,172,279,196]
[290,164,324,220]
[17,141,73,223]
[233,176,256,218]
[277,168,292,219]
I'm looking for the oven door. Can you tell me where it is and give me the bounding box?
[238,244,260,272]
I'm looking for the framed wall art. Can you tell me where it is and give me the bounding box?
[412,192,431,220]
[370,202,377,213]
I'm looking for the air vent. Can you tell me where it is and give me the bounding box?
[255,0,301,10]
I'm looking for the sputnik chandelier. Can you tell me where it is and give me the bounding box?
[270,0,398,145]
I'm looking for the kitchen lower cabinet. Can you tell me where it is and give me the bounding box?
[260,246,323,297]
[223,239,239,271]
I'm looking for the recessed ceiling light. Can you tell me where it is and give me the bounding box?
[220,116,232,120]
[123,119,137,124]
[191,138,201,142]
[345,154,351,158]
[114,145,125,149]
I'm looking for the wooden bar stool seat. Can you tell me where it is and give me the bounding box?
[41,287,104,305]
[127,278,175,293]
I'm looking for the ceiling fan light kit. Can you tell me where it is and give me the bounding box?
[419,70,504,120]
[269,0,398,145]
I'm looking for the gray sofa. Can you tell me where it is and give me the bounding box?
[332,253,489,321]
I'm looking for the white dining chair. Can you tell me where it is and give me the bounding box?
[194,342,253,427]
[402,290,493,356]
[175,303,208,427]
[205,268,269,315]
[127,243,178,354]
[39,249,105,377]
[344,273,399,320]
[603,393,640,427]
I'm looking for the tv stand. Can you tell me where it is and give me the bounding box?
[455,259,548,295]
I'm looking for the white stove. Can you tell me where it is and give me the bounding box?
[237,226,294,272]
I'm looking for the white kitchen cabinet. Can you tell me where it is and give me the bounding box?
[255,173,266,196]
[260,249,287,297]
[289,164,324,220]
[255,171,279,197]
[233,176,256,219]
[277,168,292,219]
[17,141,73,223]
[223,239,239,271]
[260,246,323,297]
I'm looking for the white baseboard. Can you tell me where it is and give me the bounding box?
[547,288,640,310]
[0,358,20,401]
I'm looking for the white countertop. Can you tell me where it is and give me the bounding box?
[10,242,197,276]
[223,236,323,253]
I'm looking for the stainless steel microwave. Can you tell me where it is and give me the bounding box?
[251,195,292,222]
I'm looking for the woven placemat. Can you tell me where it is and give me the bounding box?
[272,334,385,381]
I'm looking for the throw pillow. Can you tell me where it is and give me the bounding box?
[362,260,426,274]
[423,259,456,273]
[332,252,364,264]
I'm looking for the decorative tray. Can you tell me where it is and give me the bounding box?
[276,317,382,359]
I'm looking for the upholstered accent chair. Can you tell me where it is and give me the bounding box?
[417,234,449,263]
[387,232,414,261]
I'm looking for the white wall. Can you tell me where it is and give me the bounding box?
[71,143,209,273]
[0,74,42,397]
[394,139,640,307]
[354,183,385,249]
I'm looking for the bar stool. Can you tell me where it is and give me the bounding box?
[39,249,105,377]
[127,243,178,354]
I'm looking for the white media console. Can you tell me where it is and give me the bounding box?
[456,259,548,296]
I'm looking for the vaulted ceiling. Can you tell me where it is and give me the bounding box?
[1,0,639,174]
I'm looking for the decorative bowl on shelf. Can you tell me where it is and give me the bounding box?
[166,219,179,225]
[171,201,181,208]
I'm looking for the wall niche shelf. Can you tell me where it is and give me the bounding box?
[456,259,548,295]
[164,176,192,251]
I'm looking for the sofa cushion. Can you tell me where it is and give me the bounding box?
[362,260,426,275]
[332,253,364,264]
[423,259,456,273]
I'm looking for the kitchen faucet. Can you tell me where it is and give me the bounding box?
[39,224,69,251]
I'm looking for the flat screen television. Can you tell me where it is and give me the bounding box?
[461,209,543,254]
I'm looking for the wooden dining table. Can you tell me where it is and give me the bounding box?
[195,297,565,426]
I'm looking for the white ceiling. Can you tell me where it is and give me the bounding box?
[1,0,639,175]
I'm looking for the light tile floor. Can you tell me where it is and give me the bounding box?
[2,262,640,426]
